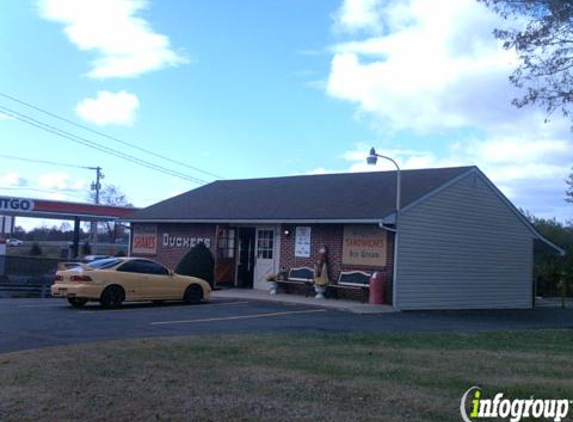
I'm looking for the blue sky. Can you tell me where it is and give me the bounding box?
[0,0,571,229]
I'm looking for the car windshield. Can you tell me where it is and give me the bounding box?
[86,258,123,269]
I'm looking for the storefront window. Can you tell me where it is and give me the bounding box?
[217,228,236,259]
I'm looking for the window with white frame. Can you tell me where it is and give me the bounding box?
[257,230,274,259]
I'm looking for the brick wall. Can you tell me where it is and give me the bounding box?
[279,224,394,304]
[131,223,217,270]
[131,222,394,304]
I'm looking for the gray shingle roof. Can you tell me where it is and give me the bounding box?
[130,166,475,222]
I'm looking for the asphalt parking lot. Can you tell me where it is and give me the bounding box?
[1,297,572,353]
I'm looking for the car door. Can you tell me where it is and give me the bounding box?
[115,260,156,300]
[138,260,179,299]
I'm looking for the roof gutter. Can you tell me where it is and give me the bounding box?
[3,211,127,221]
[536,236,566,257]
[123,218,386,225]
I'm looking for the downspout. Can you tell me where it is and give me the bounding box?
[379,220,399,309]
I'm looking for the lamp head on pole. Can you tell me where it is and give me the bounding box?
[366,147,378,166]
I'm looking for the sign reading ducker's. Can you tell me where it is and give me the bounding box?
[162,233,211,249]
[0,197,34,212]
[342,225,387,266]
[132,225,158,255]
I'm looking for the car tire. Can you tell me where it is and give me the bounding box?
[183,284,203,305]
[100,285,125,309]
[67,297,88,308]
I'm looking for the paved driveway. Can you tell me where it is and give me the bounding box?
[1,298,572,353]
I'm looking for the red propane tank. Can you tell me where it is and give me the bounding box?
[369,271,384,305]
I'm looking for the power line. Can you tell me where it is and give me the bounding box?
[0,157,113,207]
[0,92,224,180]
[0,106,206,184]
[0,186,87,201]
[0,154,92,169]
[0,184,87,195]
[0,106,208,184]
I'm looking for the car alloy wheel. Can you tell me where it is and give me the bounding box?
[100,286,125,309]
[183,284,203,305]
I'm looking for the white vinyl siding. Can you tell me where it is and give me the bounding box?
[396,172,533,310]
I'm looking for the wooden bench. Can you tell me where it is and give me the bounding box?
[275,267,315,297]
[327,270,371,303]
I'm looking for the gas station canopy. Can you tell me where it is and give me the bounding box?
[0,196,139,259]
[0,196,137,221]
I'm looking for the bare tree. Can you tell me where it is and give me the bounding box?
[480,0,573,121]
[89,185,133,244]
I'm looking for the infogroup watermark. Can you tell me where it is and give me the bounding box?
[460,386,571,422]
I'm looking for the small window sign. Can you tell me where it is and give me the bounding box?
[294,226,311,258]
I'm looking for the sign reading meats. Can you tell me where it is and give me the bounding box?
[132,224,157,255]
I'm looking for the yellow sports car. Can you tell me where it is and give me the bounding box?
[51,257,211,309]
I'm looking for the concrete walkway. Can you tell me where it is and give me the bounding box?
[535,297,573,308]
[211,288,395,314]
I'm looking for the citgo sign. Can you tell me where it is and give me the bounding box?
[0,197,34,212]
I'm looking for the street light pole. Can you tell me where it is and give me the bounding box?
[367,147,401,309]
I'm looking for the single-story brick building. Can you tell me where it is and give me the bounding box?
[126,166,563,310]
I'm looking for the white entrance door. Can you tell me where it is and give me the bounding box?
[253,227,278,290]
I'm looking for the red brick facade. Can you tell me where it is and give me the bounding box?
[131,222,394,303]
[132,223,217,270]
[279,224,393,303]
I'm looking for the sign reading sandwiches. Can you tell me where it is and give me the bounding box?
[342,225,387,267]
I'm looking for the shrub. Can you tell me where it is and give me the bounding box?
[29,242,42,256]
[175,242,214,287]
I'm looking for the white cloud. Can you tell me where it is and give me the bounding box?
[76,90,139,126]
[305,168,331,176]
[0,173,87,204]
[294,49,322,56]
[328,0,573,222]
[0,172,28,187]
[328,0,523,133]
[38,0,187,78]
[340,140,572,222]
[38,172,87,192]
[334,0,384,33]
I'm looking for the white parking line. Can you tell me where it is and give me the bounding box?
[17,304,64,309]
[79,300,252,314]
[150,308,327,325]
[210,301,252,306]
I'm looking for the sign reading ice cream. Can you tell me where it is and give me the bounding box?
[132,224,157,255]
[342,225,387,266]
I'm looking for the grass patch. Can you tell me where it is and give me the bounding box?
[0,330,572,421]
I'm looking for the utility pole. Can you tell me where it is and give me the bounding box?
[91,166,104,205]
[89,166,104,254]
